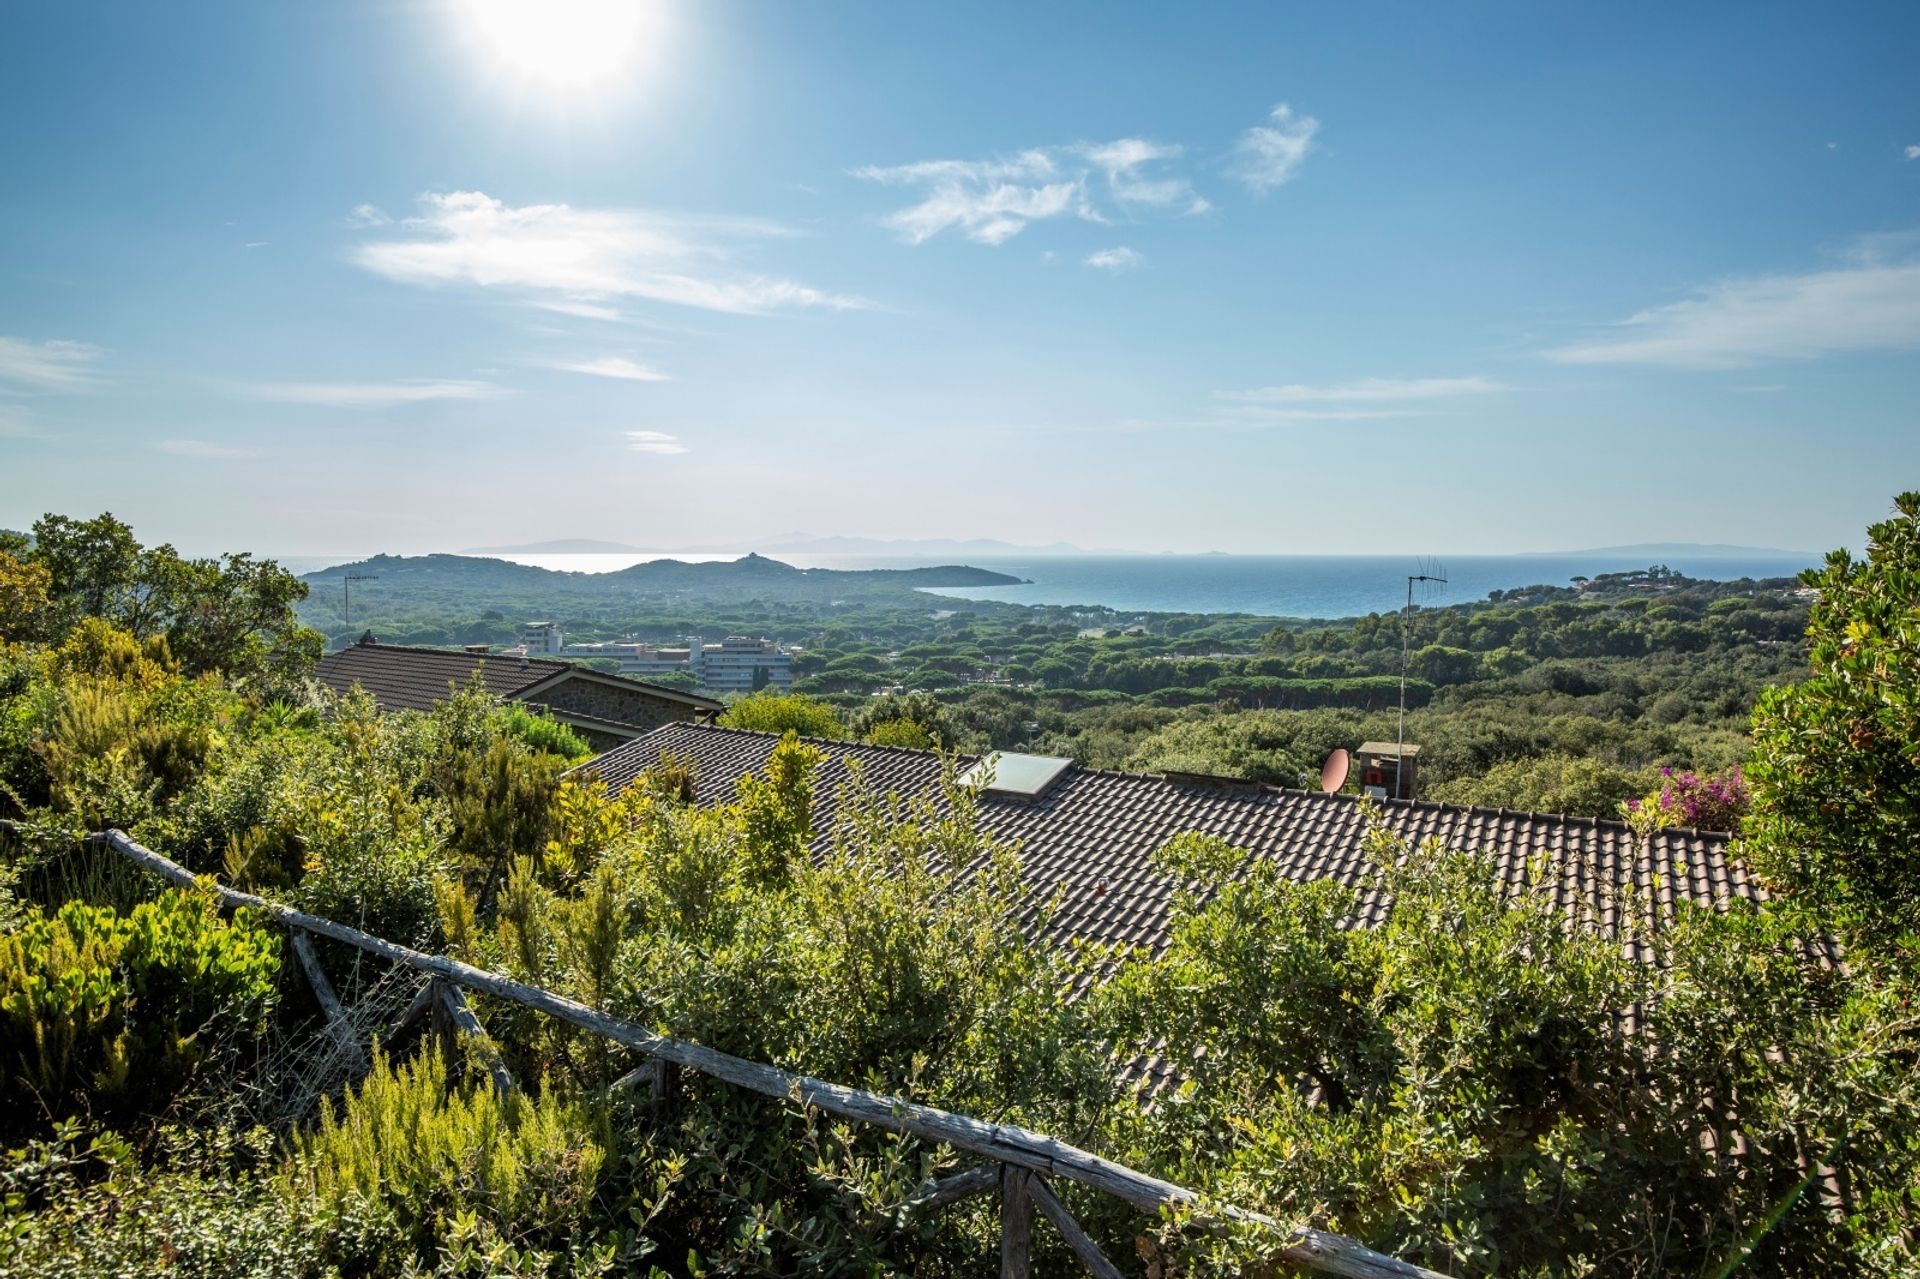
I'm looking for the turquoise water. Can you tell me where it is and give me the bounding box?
[884,553,1817,618]
[471,550,1818,619]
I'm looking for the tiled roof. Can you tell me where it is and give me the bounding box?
[314,642,562,711]
[313,641,722,717]
[581,723,1757,960]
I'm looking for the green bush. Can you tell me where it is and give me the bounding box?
[716,691,844,738]
[0,887,279,1139]
[497,703,594,763]
[1425,752,1652,819]
[289,1048,609,1273]
[0,1124,326,1279]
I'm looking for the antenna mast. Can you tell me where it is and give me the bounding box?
[343,573,379,627]
[1397,561,1447,796]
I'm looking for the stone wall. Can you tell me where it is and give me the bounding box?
[528,674,704,734]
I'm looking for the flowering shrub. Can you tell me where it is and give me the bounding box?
[1625,766,1749,832]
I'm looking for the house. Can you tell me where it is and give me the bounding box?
[579,722,1755,960]
[313,634,723,751]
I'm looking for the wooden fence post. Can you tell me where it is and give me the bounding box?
[1001,1163,1033,1279]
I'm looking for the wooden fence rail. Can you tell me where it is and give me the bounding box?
[87,828,1450,1279]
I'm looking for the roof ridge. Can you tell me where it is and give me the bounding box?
[342,640,568,670]
[659,721,984,763]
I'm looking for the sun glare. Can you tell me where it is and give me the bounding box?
[459,0,659,94]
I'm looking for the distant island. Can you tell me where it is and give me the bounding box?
[1528,542,1819,559]
[300,553,1027,625]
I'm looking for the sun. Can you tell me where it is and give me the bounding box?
[458,0,660,95]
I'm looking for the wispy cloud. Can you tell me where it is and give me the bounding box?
[157,438,258,459]
[1544,245,1920,368]
[856,136,1205,245]
[537,300,625,322]
[1217,376,1506,404]
[0,337,105,392]
[1193,374,1507,423]
[244,241,269,249]
[347,203,391,227]
[1084,246,1144,272]
[244,378,507,408]
[1080,139,1209,213]
[351,191,870,316]
[1906,144,1920,161]
[625,430,687,454]
[549,356,669,382]
[1232,104,1320,194]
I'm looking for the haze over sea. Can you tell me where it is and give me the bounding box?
[472,552,1819,620]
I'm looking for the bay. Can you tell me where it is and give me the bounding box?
[474,551,1818,619]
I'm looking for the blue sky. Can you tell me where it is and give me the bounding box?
[2,1,1917,557]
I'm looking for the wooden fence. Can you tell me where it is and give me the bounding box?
[89,829,1450,1279]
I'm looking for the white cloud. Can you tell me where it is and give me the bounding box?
[625,430,687,454]
[0,337,105,392]
[1544,253,1920,368]
[244,378,507,407]
[1906,144,1920,161]
[351,191,869,315]
[549,356,669,382]
[244,241,269,249]
[1232,103,1320,194]
[157,438,257,458]
[537,299,625,321]
[856,137,1206,245]
[1217,376,1506,403]
[347,203,391,227]
[1079,139,1209,213]
[1084,246,1144,272]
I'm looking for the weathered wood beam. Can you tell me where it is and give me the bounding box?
[89,830,1452,1279]
[903,1164,998,1213]
[1026,1174,1124,1279]
[385,979,436,1044]
[289,927,366,1072]
[437,979,517,1099]
[1001,1164,1033,1279]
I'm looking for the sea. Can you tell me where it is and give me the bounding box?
[437,551,1821,620]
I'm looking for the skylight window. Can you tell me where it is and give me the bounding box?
[958,751,1074,800]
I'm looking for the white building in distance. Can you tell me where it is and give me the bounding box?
[621,635,793,695]
[521,622,793,694]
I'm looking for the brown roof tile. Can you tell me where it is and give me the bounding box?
[581,723,1758,958]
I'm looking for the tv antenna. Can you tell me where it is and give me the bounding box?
[1397,559,1448,782]
[343,572,379,627]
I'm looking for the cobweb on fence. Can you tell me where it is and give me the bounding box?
[237,954,430,1131]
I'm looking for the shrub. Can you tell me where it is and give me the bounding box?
[1095,818,1920,1276]
[716,692,844,738]
[0,1124,326,1279]
[1624,765,1749,831]
[497,703,593,763]
[289,1048,608,1273]
[1427,753,1652,819]
[0,886,279,1138]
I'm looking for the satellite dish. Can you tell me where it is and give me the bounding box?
[1320,748,1351,796]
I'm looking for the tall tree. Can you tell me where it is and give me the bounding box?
[15,512,320,691]
[1745,491,1920,964]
